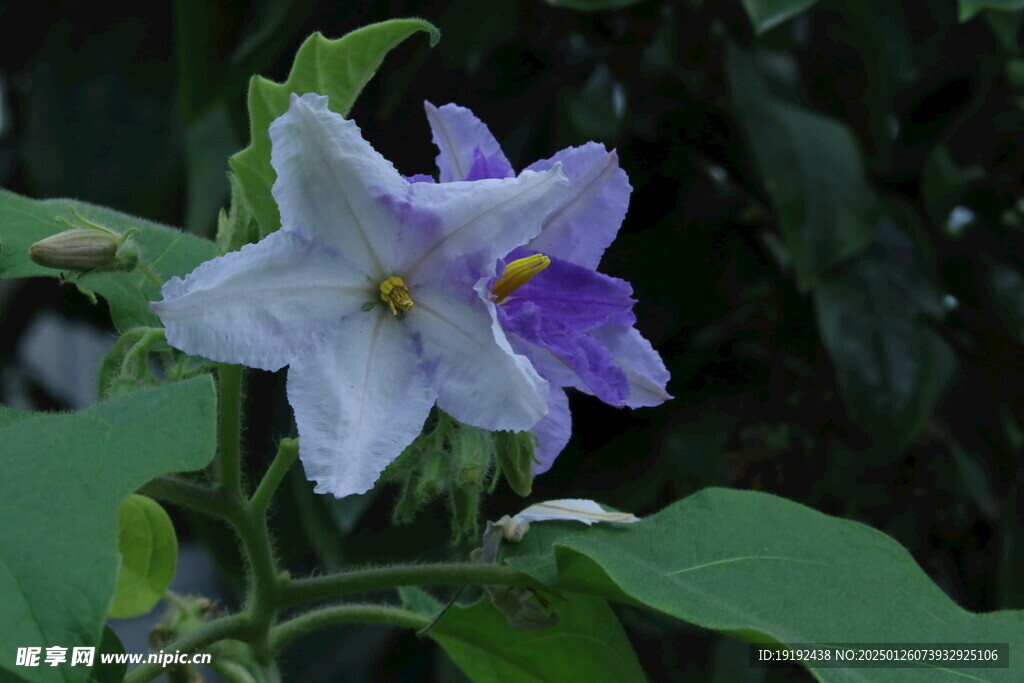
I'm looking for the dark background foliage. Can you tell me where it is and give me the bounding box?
[1,0,1022,680]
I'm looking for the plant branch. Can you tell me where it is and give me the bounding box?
[270,604,429,652]
[216,364,244,498]
[279,563,540,606]
[251,438,299,515]
[139,475,235,519]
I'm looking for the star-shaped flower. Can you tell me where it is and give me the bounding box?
[419,103,672,473]
[152,93,568,497]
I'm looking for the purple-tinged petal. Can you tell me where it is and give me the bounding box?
[270,93,407,276]
[288,314,435,498]
[405,173,436,184]
[152,230,370,372]
[501,254,636,332]
[501,301,628,405]
[425,102,514,182]
[590,323,672,407]
[532,387,572,475]
[410,283,548,432]
[399,167,569,287]
[524,142,631,269]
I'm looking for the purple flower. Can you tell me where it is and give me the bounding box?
[152,93,569,497]
[422,103,672,473]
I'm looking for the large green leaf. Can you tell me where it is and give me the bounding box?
[959,0,1024,21]
[228,21,440,236]
[814,219,955,454]
[0,377,217,683]
[423,593,645,682]
[107,495,178,618]
[502,488,1024,681]
[726,44,878,289]
[0,189,218,331]
[740,0,823,33]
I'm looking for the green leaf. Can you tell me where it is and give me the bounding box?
[959,0,1024,22]
[921,146,982,227]
[726,44,878,289]
[228,21,440,236]
[0,377,217,683]
[87,626,127,683]
[740,0,822,34]
[502,488,1024,682]
[107,495,178,618]
[0,189,218,331]
[427,594,645,682]
[183,104,239,235]
[814,219,955,453]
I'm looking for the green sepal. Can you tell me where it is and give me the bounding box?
[215,172,261,254]
[494,431,538,497]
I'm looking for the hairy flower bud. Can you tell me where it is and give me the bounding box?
[29,226,138,272]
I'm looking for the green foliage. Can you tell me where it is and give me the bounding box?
[502,488,1024,681]
[726,44,878,289]
[959,0,1024,21]
[814,220,956,453]
[0,189,217,331]
[423,593,646,682]
[740,0,823,33]
[107,495,178,618]
[228,20,441,236]
[0,378,216,683]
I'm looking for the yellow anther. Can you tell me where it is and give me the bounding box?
[492,254,551,303]
[380,276,414,316]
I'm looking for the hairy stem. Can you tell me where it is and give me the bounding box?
[270,605,429,652]
[122,614,250,683]
[216,364,244,498]
[279,563,540,606]
[251,438,300,515]
[139,475,235,518]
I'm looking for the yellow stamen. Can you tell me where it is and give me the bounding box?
[492,254,551,303]
[380,276,414,316]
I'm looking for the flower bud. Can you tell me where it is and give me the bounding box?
[494,431,538,497]
[29,228,137,272]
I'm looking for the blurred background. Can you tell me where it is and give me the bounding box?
[2,0,1023,680]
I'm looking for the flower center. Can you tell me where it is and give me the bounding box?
[380,276,414,316]
[493,254,550,303]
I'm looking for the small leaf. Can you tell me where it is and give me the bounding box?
[107,495,178,618]
[229,21,440,236]
[0,377,216,683]
[740,0,823,34]
[0,189,218,331]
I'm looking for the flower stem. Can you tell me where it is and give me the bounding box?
[136,261,165,288]
[279,563,540,606]
[251,438,300,515]
[270,605,429,652]
[216,364,244,498]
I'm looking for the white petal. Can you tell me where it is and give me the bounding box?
[513,499,640,525]
[410,284,548,432]
[400,167,569,285]
[270,93,407,276]
[288,314,435,498]
[152,230,371,371]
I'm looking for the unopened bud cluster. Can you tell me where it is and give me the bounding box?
[385,410,539,538]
